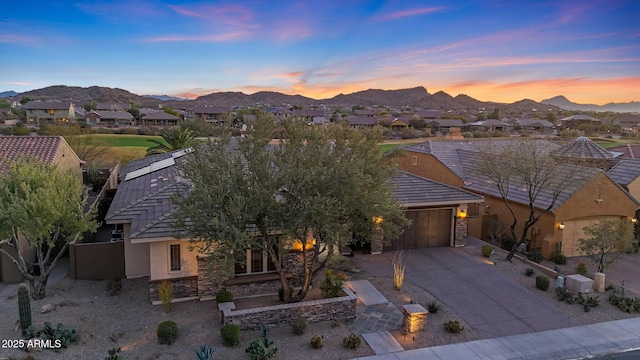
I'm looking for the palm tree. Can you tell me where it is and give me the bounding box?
[146,126,196,156]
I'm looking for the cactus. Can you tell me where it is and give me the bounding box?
[18,284,32,336]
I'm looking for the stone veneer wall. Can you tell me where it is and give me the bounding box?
[197,256,232,299]
[226,280,282,298]
[454,217,468,247]
[221,285,357,330]
[281,250,311,287]
[149,276,198,302]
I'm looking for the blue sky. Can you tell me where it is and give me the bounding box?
[1,0,638,104]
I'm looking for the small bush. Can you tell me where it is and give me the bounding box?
[245,337,278,360]
[553,253,567,265]
[536,275,550,291]
[576,261,588,276]
[291,317,308,335]
[342,334,361,350]
[443,320,464,333]
[320,269,346,298]
[105,347,123,360]
[159,281,173,312]
[527,252,543,264]
[555,287,576,304]
[23,322,80,349]
[157,321,178,345]
[216,290,233,304]
[481,245,493,258]
[524,268,535,277]
[426,300,440,314]
[106,279,122,296]
[221,324,240,347]
[310,335,323,349]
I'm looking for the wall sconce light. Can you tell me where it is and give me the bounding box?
[632,218,638,224]
[372,216,383,225]
[558,222,565,230]
[457,210,467,219]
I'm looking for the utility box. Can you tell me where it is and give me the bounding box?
[566,274,594,293]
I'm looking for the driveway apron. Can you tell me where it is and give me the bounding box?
[353,246,578,339]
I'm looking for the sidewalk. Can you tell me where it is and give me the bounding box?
[352,316,640,360]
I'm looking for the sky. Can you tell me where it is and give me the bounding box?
[1,0,639,104]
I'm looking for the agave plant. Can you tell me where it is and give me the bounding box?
[195,345,214,360]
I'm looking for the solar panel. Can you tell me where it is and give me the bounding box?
[124,148,193,181]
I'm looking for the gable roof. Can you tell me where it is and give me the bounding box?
[0,135,66,173]
[561,114,601,122]
[142,111,179,120]
[608,144,640,159]
[514,118,553,127]
[89,110,134,120]
[426,119,464,127]
[392,171,483,207]
[607,159,640,187]
[25,101,72,110]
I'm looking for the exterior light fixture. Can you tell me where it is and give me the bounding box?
[558,222,565,230]
[632,218,638,224]
[457,210,467,219]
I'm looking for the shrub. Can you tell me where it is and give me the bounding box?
[527,251,543,264]
[425,300,440,314]
[342,334,362,350]
[443,320,464,333]
[106,279,122,296]
[221,324,240,347]
[536,275,550,291]
[500,236,516,252]
[159,281,173,312]
[23,322,80,349]
[195,345,214,360]
[291,317,308,335]
[157,321,178,345]
[245,337,278,360]
[524,268,535,277]
[576,261,588,276]
[105,347,123,360]
[320,269,346,298]
[555,287,576,304]
[481,245,493,258]
[553,254,567,265]
[216,290,233,304]
[310,335,323,349]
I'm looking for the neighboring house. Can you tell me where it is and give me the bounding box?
[614,114,640,132]
[354,109,374,117]
[265,107,292,120]
[0,136,84,282]
[607,159,640,202]
[193,105,230,124]
[25,101,75,125]
[608,144,640,159]
[415,110,443,120]
[560,114,601,128]
[400,138,639,259]
[342,116,377,129]
[96,103,131,112]
[390,117,409,130]
[465,119,512,132]
[425,119,465,133]
[512,118,554,134]
[141,111,180,127]
[292,109,326,123]
[85,110,135,127]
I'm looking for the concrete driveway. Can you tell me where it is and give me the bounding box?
[353,245,583,338]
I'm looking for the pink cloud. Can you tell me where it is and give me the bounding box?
[270,19,315,41]
[6,81,31,86]
[371,7,444,22]
[143,31,253,43]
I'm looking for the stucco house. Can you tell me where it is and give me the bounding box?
[0,135,84,282]
[85,110,135,127]
[25,101,76,125]
[141,111,180,127]
[400,138,639,259]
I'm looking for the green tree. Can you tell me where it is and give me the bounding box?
[83,101,97,112]
[0,158,97,299]
[20,97,31,105]
[146,126,196,156]
[478,139,587,261]
[128,103,140,121]
[546,112,557,124]
[162,106,180,118]
[577,218,634,273]
[488,108,500,119]
[172,116,408,302]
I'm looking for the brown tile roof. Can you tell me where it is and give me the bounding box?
[551,137,613,160]
[0,136,64,172]
[608,144,640,159]
[24,101,72,110]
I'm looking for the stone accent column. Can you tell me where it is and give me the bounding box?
[282,250,312,287]
[594,272,606,292]
[454,217,468,247]
[403,304,428,333]
[370,232,383,255]
[197,255,232,300]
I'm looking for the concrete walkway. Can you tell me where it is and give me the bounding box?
[347,280,389,305]
[352,317,640,360]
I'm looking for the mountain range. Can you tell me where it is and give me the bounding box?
[541,95,640,113]
[4,85,638,113]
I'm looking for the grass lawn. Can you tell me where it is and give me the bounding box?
[85,134,166,147]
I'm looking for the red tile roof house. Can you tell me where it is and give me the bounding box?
[0,136,84,282]
[24,101,76,126]
[105,148,484,304]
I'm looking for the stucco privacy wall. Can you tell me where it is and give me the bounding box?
[221,285,357,330]
[124,225,150,279]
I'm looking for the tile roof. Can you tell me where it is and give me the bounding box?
[0,136,64,172]
[607,159,640,186]
[343,116,378,126]
[514,118,553,127]
[561,114,601,122]
[392,171,483,207]
[90,110,134,120]
[425,119,464,127]
[24,101,72,110]
[193,105,230,114]
[551,137,613,160]
[142,111,179,120]
[608,144,640,159]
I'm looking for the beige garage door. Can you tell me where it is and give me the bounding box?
[562,217,618,257]
[388,209,452,250]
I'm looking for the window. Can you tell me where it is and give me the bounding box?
[411,156,418,166]
[234,246,278,275]
[169,244,181,271]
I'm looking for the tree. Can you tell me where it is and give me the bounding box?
[172,116,408,302]
[84,101,97,112]
[488,108,500,119]
[162,106,180,118]
[577,218,634,273]
[546,112,557,124]
[0,157,97,299]
[146,126,196,156]
[66,135,112,165]
[478,139,586,261]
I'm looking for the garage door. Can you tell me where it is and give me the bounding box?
[388,209,452,250]
[562,217,617,257]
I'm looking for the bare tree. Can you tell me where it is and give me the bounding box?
[477,139,587,261]
[578,218,634,273]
